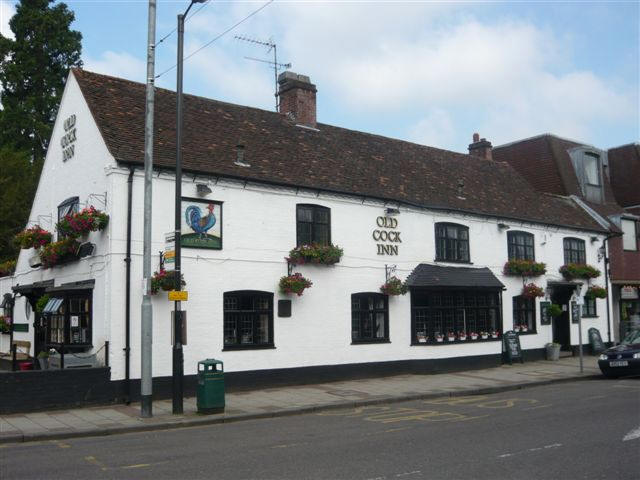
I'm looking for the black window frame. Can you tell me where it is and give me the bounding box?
[351,292,389,344]
[582,296,597,318]
[410,288,502,345]
[512,295,536,334]
[507,231,535,261]
[296,204,331,246]
[563,237,586,264]
[57,196,79,239]
[435,222,470,263]
[43,291,93,350]
[223,290,274,350]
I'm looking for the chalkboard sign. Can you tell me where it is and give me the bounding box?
[588,328,605,354]
[571,301,580,324]
[503,330,523,364]
[540,301,551,326]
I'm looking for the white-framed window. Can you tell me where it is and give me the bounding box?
[622,219,638,251]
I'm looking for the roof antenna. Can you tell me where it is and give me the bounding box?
[235,35,292,112]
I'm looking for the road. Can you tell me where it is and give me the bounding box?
[1,378,639,479]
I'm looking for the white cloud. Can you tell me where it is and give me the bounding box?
[408,108,455,148]
[1,0,15,39]
[83,51,146,83]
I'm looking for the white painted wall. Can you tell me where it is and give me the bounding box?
[105,170,610,381]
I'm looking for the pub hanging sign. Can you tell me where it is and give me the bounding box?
[373,216,402,256]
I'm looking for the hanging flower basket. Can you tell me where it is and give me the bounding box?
[586,285,607,299]
[503,259,547,277]
[286,244,343,266]
[151,270,186,294]
[548,304,563,318]
[380,276,408,296]
[0,259,16,278]
[0,315,11,334]
[522,283,545,298]
[14,226,52,249]
[279,273,313,296]
[559,263,600,280]
[56,206,109,237]
[39,238,81,268]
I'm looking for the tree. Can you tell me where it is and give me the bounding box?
[0,147,37,263]
[0,0,82,168]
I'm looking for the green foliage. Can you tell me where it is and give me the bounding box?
[0,147,37,262]
[586,285,607,299]
[0,315,11,333]
[39,237,79,268]
[150,270,186,295]
[522,283,545,298]
[35,294,50,313]
[380,276,408,296]
[279,273,313,296]
[286,244,344,265]
[502,259,547,277]
[559,263,601,280]
[14,225,52,249]
[0,0,83,165]
[548,304,563,318]
[56,206,109,237]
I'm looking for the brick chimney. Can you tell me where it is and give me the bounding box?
[468,132,493,160]
[278,71,317,128]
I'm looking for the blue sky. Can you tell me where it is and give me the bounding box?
[2,1,638,153]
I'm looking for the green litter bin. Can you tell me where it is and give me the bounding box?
[197,359,225,414]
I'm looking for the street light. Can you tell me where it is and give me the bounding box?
[174,0,206,415]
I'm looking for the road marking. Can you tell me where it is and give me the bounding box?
[585,395,607,400]
[122,463,151,469]
[523,404,552,411]
[623,426,640,442]
[271,442,308,449]
[85,456,108,471]
[365,427,412,436]
[498,443,562,459]
[50,440,71,449]
[396,471,421,477]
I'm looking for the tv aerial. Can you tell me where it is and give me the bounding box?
[235,35,291,111]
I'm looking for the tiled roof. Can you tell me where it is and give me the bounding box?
[406,264,505,288]
[608,143,640,209]
[493,134,624,222]
[73,69,607,233]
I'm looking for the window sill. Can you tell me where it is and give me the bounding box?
[582,315,599,319]
[223,344,275,351]
[434,259,473,265]
[351,339,390,345]
[412,338,500,346]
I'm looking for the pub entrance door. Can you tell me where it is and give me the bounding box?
[551,285,575,351]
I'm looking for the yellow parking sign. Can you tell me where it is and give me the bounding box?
[168,290,188,301]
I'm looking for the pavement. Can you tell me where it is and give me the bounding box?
[0,356,603,444]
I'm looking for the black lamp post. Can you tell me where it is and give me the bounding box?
[174,0,206,415]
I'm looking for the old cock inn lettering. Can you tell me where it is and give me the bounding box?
[61,114,77,161]
[373,216,401,255]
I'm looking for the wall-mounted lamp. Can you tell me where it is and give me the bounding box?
[385,207,400,216]
[590,236,599,244]
[196,183,212,196]
[598,245,606,262]
[77,242,95,258]
[497,223,510,231]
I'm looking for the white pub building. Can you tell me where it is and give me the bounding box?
[0,69,614,402]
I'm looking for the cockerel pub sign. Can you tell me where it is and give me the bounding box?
[180,197,223,249]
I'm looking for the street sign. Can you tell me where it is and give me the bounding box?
[168,290,188,301]
[164,232,176,271]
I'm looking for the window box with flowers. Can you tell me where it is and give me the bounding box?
[14,226,52,249]
[522,283,545,299]
[39,238,81,268]
[0,260,16,278]
[286,244,343,266]
[447,332,456,342]
[559,263,600,280]
[503,259,547,277]
[380,276,408,296]
[56,206,109,238]
[586,285,607,299]
[151,270,186,295]
[279,273,313,296]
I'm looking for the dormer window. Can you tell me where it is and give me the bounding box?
[569,148,605,204]
[584,153,601,187]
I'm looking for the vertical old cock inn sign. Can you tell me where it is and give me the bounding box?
[373,216,401,255]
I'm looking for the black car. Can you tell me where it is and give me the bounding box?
[598,329,640,378]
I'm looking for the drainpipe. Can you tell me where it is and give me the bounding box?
[124,167,134,403]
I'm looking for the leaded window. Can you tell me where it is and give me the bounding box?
[435,223,470,262]
[296,204,330,246]
[507,231,535,261]
[42,293,92,347]
[351,293,389,343]
[563,238,586,264]
[411,289,502,343]
[512,296,536,333]
[223,291,273,349]
[582,296,597,317]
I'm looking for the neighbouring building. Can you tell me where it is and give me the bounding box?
[494,135,640,341]
[0,70,614,403]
